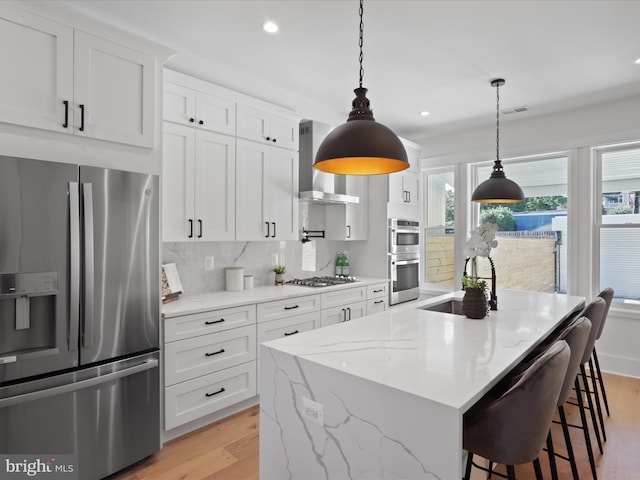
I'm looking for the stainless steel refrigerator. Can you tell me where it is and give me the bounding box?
[0,156,160,479]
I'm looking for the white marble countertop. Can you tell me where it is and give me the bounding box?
[162,277,389,318]
[261,289,585,412]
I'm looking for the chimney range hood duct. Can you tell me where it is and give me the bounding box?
[298,120,359,204]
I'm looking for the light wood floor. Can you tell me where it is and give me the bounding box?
[109,372,639,480]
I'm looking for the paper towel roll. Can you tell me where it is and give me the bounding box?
[226,267,244,291]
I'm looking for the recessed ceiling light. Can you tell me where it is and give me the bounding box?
[420,111,430,117]
[263,21,278,33]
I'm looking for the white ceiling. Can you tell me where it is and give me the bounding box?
[60,0,640,146]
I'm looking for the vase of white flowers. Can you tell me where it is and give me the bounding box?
[463,222,499,317]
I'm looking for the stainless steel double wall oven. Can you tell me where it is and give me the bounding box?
[388,219,420,305]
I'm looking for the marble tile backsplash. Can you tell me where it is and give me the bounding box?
[162,239,349,294]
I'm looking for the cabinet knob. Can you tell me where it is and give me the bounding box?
[189,118,195,123]
[272,138,277,143]
[265,136,271,141]
[198,120,204,125]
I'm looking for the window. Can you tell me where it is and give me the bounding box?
[424,169,455,286]
[596,145,640,304]
[474,155,568,293]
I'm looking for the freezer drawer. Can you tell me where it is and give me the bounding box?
[0,351,160,480]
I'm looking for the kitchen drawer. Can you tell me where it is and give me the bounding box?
[320,301,366,328]
[257,311,320,356]
[321,286,366,309]
[257,294,320,323]
[367,282,389,299]
[367,297,387,315]
[165,304,256,342]
[165,325,256,386]
[164,361,256,430]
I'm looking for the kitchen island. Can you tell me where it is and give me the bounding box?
[259,290,584,480]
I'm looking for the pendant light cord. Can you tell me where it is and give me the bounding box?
[358,0,364,88]
[495,82,500,164]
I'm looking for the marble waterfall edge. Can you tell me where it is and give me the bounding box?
[259,345,457,480]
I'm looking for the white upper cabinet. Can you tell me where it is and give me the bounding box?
[0,4,155,148]
[74,31,155,147]
[0,5,73,133]
[237,104,299,151]
[162,122,235,242]
[236,139,298,241]
[325,175,369,241]
[163,81,236,136]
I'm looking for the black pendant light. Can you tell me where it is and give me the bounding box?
[314,0,408,175]
[471,79,525,203]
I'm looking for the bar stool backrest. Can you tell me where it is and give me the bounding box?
[555,316,591,405]
[578,297,606,364]
[596,288,614,339]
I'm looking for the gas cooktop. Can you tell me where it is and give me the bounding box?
[286,276,358,288]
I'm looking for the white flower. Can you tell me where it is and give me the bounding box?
[465,222,499,258]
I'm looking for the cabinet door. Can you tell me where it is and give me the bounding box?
[162,123,195,242]
[345,176,368,240]
[0,5,73,133]
[404,170,419,206]
[236,104,270,143]
[367,297,387,315]
[236,139,269,240]
[270,114,299,151]
[388,172,405,205]
[195,130,235,240]
[196,91,236,136]
[269,148,299,240]
[320,301,366,327]
[163,82,196,126]
[74,31,155,147]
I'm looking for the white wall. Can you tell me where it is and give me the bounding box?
[418,94,640,378]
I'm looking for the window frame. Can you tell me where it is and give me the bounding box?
[592,142,640,312]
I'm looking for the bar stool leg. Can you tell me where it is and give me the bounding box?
[558,405,580,480]
[589,357,607,441]
[546,432,559,480]
[575,377,598,480]
[580,364,603,454]
[533,458,544,480]
[592,348,610,416]
[463,452,473,480]
[506,465,517,480]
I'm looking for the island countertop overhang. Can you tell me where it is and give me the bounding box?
[261,289,585,412]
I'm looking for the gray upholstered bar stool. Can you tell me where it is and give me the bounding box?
[545,316,592,480]
[592,288,614,418]
[463,340,570,480]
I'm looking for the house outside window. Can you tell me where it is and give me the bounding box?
[423,168,455,287]
[595,145,640,304]
[474,155,568,293]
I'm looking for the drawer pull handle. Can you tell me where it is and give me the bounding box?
[284,305,299,310]
[284,330,299,336]
[205,348,225,357]
[205,387,226,397]
[205,319,225,325]
[373,289,383,293]
[374,300,384,304]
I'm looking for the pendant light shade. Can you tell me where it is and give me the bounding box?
[313,0,408,176]
[471,79,525,203]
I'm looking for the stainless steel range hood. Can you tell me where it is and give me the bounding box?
[299,120,359,204]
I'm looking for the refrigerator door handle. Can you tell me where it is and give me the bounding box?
[69,182,80,352]
[0,358,158,409]
[82,182,95,348]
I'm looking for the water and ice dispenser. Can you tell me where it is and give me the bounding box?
[0,272,58,364]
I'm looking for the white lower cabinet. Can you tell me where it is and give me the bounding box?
[257,311,320,349]
[320,301,366,327]
[165,361,256,430]
[164,305,257,430]
[366,282,389,315]
[257,294,320,323]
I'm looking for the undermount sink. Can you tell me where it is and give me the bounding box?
[419,298,464,315]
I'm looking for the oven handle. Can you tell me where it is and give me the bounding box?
[392,258,420,266]
[390,228,420,234]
